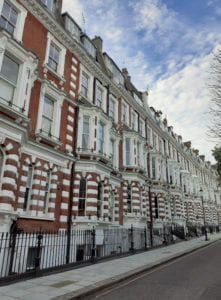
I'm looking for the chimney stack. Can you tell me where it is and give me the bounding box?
[184,141,191,149]
[92,36,103,51]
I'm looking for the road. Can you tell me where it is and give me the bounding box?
[84,240,221,300]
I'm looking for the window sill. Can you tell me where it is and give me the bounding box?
[0,97,29,124]
[36,130,62,149]
[18,213,55,221]
[43,65,66,85]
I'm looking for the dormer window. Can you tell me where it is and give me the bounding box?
[0,1,18,35]
[41,0,55,13]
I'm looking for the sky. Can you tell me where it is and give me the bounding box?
[62,0,221,163]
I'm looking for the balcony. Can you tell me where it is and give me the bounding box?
[0,96,29,126]
[76,147,113,165]
[36,129,62,149]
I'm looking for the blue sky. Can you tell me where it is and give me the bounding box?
[63,0,221,162]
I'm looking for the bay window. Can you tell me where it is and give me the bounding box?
[137,142,141,166]
[0,54,19,103]
[125,138,130,165]
[82,116,90,151]
[0,1,18,35]
[98,122,104,153]
[152,157,156,179]
[42,97,54,134]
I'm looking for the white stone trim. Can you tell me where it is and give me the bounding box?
[44,31,66,78]
[0,0,27,42]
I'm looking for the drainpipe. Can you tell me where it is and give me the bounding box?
[66,105,79,264]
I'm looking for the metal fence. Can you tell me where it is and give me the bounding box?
[0,224,201,285]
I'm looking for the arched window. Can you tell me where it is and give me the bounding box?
[0,148,4,185]
[78,178,86,215]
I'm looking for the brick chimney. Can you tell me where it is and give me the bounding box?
[163,118,167,126]
[55,0,63,14]
[92,36,103,51]
[199,155,205,161]
[184,141,191,149]
[193,149,199,155]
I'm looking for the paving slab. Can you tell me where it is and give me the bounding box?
[0,233,220,300]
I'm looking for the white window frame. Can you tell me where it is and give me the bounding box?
[98,121,105,153]
[139,119,144,136]
[122,101,128,124]
[109,97,116,120]
[79,65,93,102]
[0,54,19,103]
[95,85,103,108]
[44,32,66,78]
[0,33,38,113]
[125,138,131,166]
[82,115,90,151]
[147,126,152,146]
[36,83,64,139]
[40,0,55,13]
[0,0,27,41]
[78,177,87,214]
[131,112,137,131]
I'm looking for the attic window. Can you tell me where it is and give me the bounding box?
[40,0,55,13]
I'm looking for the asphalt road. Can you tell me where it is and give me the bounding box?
[85,240,221,300]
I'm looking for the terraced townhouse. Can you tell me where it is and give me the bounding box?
[0,0,220,233]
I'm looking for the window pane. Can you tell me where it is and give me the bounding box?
[42,117,52,133]
[79,178,86,198]
[82,135,89,150]
[0,78,14,102]
[1,55,19,84]
[43,97,54,119]
[0,2,18,34]
[27,166,33,187]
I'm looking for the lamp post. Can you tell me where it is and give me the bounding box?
[200,188,208,241]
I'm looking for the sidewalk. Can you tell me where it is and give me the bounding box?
[0,233,221,300]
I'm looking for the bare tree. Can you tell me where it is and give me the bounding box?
[208,48,221,139]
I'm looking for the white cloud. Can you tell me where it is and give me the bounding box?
[149,51,216,162]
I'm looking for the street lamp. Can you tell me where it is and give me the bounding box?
[199,188,208,241]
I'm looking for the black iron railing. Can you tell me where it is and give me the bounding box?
[0,224,213,285]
